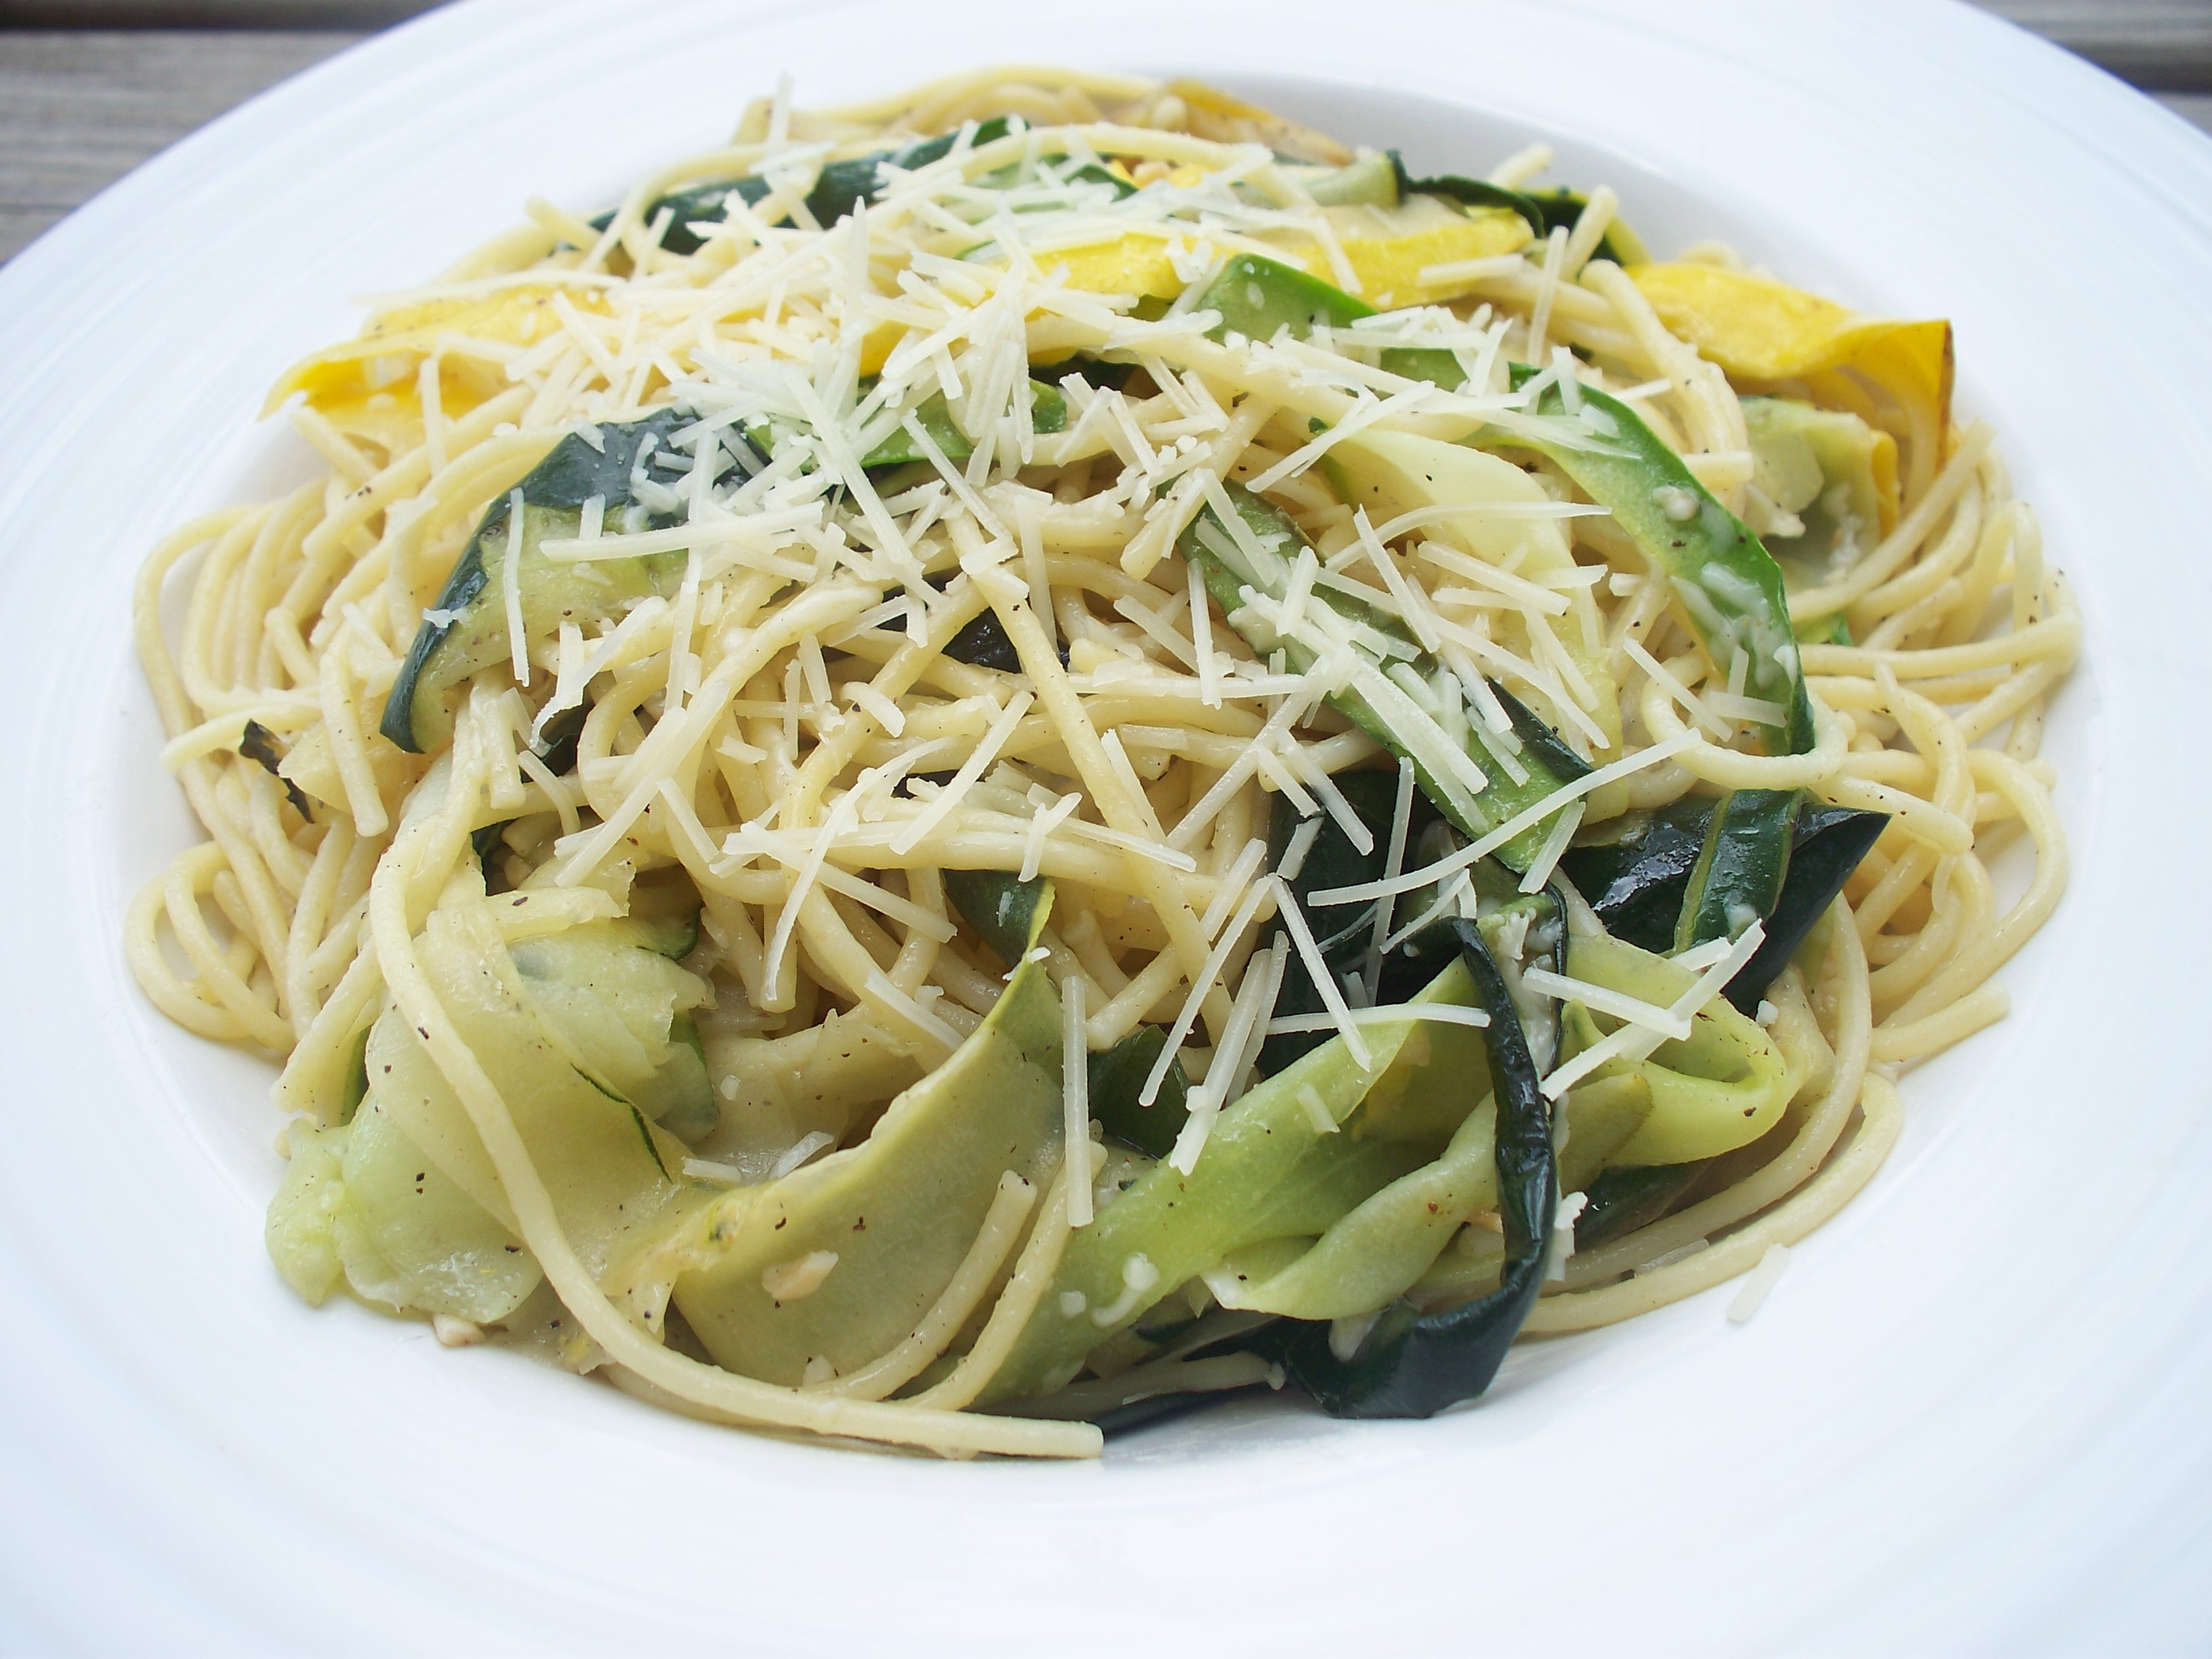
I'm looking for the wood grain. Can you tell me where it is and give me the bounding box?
[1977,0,2212,89]
[0,30,359,262]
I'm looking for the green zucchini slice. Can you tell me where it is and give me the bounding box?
[618,117,1136,255]
[1559,796,1718,955]
[1179,478,1586,872]
[1265,918,1557,1418]
[1724,803,1889,1011]
[1743,395,1892,587]
[266,894,715,1322]
[977,956,1488,1406]
[629,883,1069,1387]
[1675,787,1801,952]
[381,405,702,754]
[1086,1025,1192,1160]
[1492,366,1817,756]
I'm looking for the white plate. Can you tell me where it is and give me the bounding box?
[3,0,2207,1649]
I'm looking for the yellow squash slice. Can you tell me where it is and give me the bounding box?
[1629,262,1952,506]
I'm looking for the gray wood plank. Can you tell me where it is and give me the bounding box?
[0,2,426,23]
[1975,1,2212,89]
[0,29,358,256]
[0,206,67,258]
[2155,90,2212,131]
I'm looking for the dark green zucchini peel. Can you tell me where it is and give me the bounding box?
[942,866,1046,968]
[381,406,701,755]
[1267,917,1557,1418]
[1724,803,1888,1011]
[614,117,1136,255]
[1559,794,1888,1010]
[1676,787,1801,953]
[1574,1161,1708,1251]
[1389,156,1546,231]
[1490,678,1594,786]
[1179,476,1587,872]
[1559,797,1717,955]
[609,119,1017,253]
[940,608,1025,673]
[239,720,312,819]
[1087,1026,1191,1160]
[1387,155,1646,266]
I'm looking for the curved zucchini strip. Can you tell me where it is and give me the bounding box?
[508,922,715,1139]
[366,895,693,1277]
[1727,803,1887,1010]
[1676,787,1799,951]
[619,885,1068,1388]
[1492,366,1815,756]
[1179,480,1585,872]
[381,405,701,754]
[1387,157,1649,268]
[1560,931,1790,1166]
[1322,424,1621,756]
[329,1099,541,1323]
[1199,249,1374,342]
[977,958,1492,1405]
[1268,918,1557,1418]
[1561,795,1887,1008]
[1388,159,1538,230]
[268,889,712,1321]
[614,118,1067,254]
[1742,395,1898,583]
[1209,1067,1647,1322]
[1560,796,1717,955]
[1193,232,1541,361]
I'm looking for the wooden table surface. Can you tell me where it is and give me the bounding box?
[3,1,2210,268]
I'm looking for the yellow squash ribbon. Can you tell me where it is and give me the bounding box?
[1630,262,1952,506]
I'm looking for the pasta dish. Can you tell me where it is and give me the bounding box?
[127,66,2075,1458]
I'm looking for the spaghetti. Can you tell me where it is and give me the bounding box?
[128,66,2074,1456]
